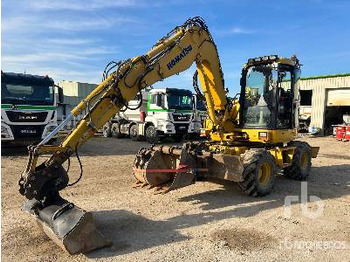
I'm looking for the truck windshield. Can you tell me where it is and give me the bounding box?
[167,94,193,110]
[1,83,54,105]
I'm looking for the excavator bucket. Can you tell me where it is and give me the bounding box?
[23,198,110,254]
[20,160,111,255]
[133,146,199,192]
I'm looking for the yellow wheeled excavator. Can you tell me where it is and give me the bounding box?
[18,17,319,254]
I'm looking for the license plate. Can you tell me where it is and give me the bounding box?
[20,129,36,134]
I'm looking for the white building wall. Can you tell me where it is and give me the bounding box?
[299,75,350,131]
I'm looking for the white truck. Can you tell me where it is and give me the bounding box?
[194,95,207,127]
[103,88,201,143]
[1,72,63,145]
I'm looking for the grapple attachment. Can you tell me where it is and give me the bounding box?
[133,145,199,192]
[20,163,110,254]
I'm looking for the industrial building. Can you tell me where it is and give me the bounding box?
[298,73,350,135]
[57,80,97,128]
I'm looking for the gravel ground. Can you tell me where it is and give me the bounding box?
[1,136,350,261]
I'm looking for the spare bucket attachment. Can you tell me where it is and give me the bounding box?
[133,145,203,192]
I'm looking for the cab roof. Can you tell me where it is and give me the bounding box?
[149,88,192,96]
[1,71,54,86]
[243,55,299,69]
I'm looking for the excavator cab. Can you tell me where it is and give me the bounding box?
[240,55,300,132]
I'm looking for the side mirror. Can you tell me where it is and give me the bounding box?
[155,94,162,107]
[57,86,64,104]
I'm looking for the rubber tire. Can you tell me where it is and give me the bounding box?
[238,149,277,197]
[102,123,112,137]
[111,123,122,138]
[145,125,159,144]
[284,141,311,180]
[129,124,139,141]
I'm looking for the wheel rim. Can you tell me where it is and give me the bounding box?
[258,162,272,186]
[300,153,309,169]
[112,125,119,135]
[131,127,137,137]
[147,127,154,138]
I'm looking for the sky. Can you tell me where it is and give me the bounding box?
[2,0,350,95]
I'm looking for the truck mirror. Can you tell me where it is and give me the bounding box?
[57,86,64,104]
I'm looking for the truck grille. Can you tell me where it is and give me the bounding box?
[6,111,48,122]
[10,125,45,140]
[174,124,189,134]
[173,113,191,122]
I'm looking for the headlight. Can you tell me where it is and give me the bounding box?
[2,126,7,133]
[166,123,173,129]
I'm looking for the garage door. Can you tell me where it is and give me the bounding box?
[327,88,350,106]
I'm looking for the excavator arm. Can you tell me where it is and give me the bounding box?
[18,17,232,254]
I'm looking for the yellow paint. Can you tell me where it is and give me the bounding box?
[210,128,298,144]
[258,162,272,186]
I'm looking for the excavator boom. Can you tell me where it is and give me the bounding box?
[18,17,234,254]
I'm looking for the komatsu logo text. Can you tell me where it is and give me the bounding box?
[167,45,193,70]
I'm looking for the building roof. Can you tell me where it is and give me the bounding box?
[301,73,350,81]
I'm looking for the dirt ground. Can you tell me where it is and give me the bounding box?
[1,136,350,261]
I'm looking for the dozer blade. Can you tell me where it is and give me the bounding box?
[133,146,200,192]
[23,198,110,254]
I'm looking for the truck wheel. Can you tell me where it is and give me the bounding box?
[145,125,159,144]
[102,123,112,137]
[130,125,139,141]
[111,123,122,138]
[284,141,311,180]
[238,149,277,197]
